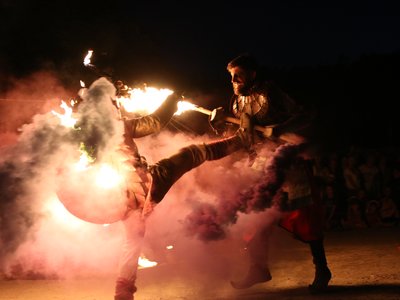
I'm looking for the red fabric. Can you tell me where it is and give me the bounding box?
[279,201,324,242]
[279,163,325,242]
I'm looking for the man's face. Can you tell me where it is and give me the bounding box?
[228,66,256,96]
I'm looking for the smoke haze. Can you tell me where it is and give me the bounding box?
[0,75,293,285]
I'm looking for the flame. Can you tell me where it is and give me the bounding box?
[175,100,197,115]
[138,255,158,269]
[73,144,124,190]
[95,164,123,189]
[52,100,77,128]
[116,85,201,117]
[74,154,92,171]
[74,143,95,171]
[83,50,93,66]
[117,86,173,115]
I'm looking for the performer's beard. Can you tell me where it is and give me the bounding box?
[233,81,252,96]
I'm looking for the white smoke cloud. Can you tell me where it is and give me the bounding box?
[0,76,288,285]
[0,77,125,279]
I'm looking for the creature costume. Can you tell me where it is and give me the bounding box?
[115,94,251,300]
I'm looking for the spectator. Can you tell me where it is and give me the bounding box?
[364,199,382,228]
[379,186,399,227]
[342,194,368,230]
[359,152,381,200]
[322,185,339,230]
[343,154,363,198]
[390,160,400,211]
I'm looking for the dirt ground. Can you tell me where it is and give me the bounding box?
[1,226,399,300]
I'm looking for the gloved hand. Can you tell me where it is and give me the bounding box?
[168,90,184,107]
[208,107,227,135]
[152,91,182,122]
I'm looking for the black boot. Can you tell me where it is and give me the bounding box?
[204,135,245,160]
[308,239,331,293]
[205,112,254,161]
[230,263,272,289]
[148,131,250,203]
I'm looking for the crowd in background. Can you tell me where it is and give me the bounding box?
[312,145,400,231]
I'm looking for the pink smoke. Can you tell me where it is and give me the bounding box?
[0,75,294,285]
[181,142,306,241]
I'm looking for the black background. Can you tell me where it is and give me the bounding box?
[0,0,399,150]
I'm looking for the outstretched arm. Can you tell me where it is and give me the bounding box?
[124,92,180,138]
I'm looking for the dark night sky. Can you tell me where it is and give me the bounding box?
[0,0,399,149]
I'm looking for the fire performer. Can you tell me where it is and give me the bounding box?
[209,53,331,292]
[80,79,253,300]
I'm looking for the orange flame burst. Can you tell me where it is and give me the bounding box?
[116,84,200,117]
[117,86,173,115]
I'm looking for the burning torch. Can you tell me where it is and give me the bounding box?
[177,102,303,144]
[176,102,274,138]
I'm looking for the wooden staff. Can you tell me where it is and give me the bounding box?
[191,106,303,144]
[192,106,274,138]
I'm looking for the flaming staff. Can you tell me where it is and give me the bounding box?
[114,86,286,141]
[176,101,276,138]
